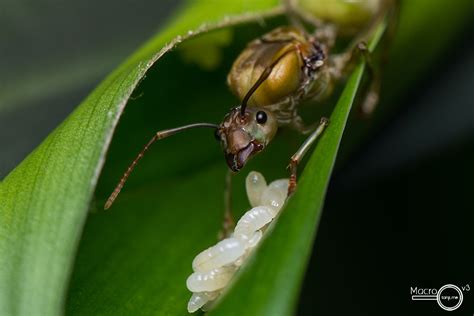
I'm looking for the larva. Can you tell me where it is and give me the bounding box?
[186,171,289,313]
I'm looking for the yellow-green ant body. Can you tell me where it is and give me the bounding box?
[104,0,398,234]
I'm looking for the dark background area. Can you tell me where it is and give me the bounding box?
[299,19,474,315]
[0,0,179,176]
[1,0,473,315]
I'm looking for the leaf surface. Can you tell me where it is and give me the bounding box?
[0,1,281,315]
[0,1,472,316]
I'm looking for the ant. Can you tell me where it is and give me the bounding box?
[104,0,398,236]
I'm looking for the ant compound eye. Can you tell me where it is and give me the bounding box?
[256,111,267,124]
[214,129,221,141]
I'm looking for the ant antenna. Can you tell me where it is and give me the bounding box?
[240,48,296,116]
[104,123,218,210]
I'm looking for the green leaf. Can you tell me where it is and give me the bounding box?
[208,22,386,316]
[65,13,385,316]
[1,1,472,316]
[0,1,281,315]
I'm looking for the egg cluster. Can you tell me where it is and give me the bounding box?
[186,171,289,313]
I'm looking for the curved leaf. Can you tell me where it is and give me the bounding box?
[66,9,385,316]
[209,22,386,316]
[0,1,282,315]
[1,1,472,316]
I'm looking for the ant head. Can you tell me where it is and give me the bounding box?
[215,106,278,172]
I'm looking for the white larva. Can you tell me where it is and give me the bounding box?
[186,266,236,292]
[234,231,263,267]
[192,237,246,272]
[268,178,289,193]
[246,230,263,248]
[245,171,267,207]
[186,171,289,313]
[187,291,220,313]
[260,182,287,212]
[234,205,275,241]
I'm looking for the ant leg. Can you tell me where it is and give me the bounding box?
[290,114,320,135]
[353,0,402,116]
[218,169,235,239]
[356,42,381,116]
[332,42,381,116]
[287,117,329,195]
[353,0,401,116]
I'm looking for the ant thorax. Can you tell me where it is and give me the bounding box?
[227,26,331,125]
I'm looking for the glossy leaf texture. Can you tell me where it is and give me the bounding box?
[0,1,282,315]
[0,1,472,316]
[208,21,386,316]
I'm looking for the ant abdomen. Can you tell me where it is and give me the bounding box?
[227,26,327,111]
[296,0,385,36]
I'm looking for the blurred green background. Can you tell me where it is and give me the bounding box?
[1,0,473,315]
